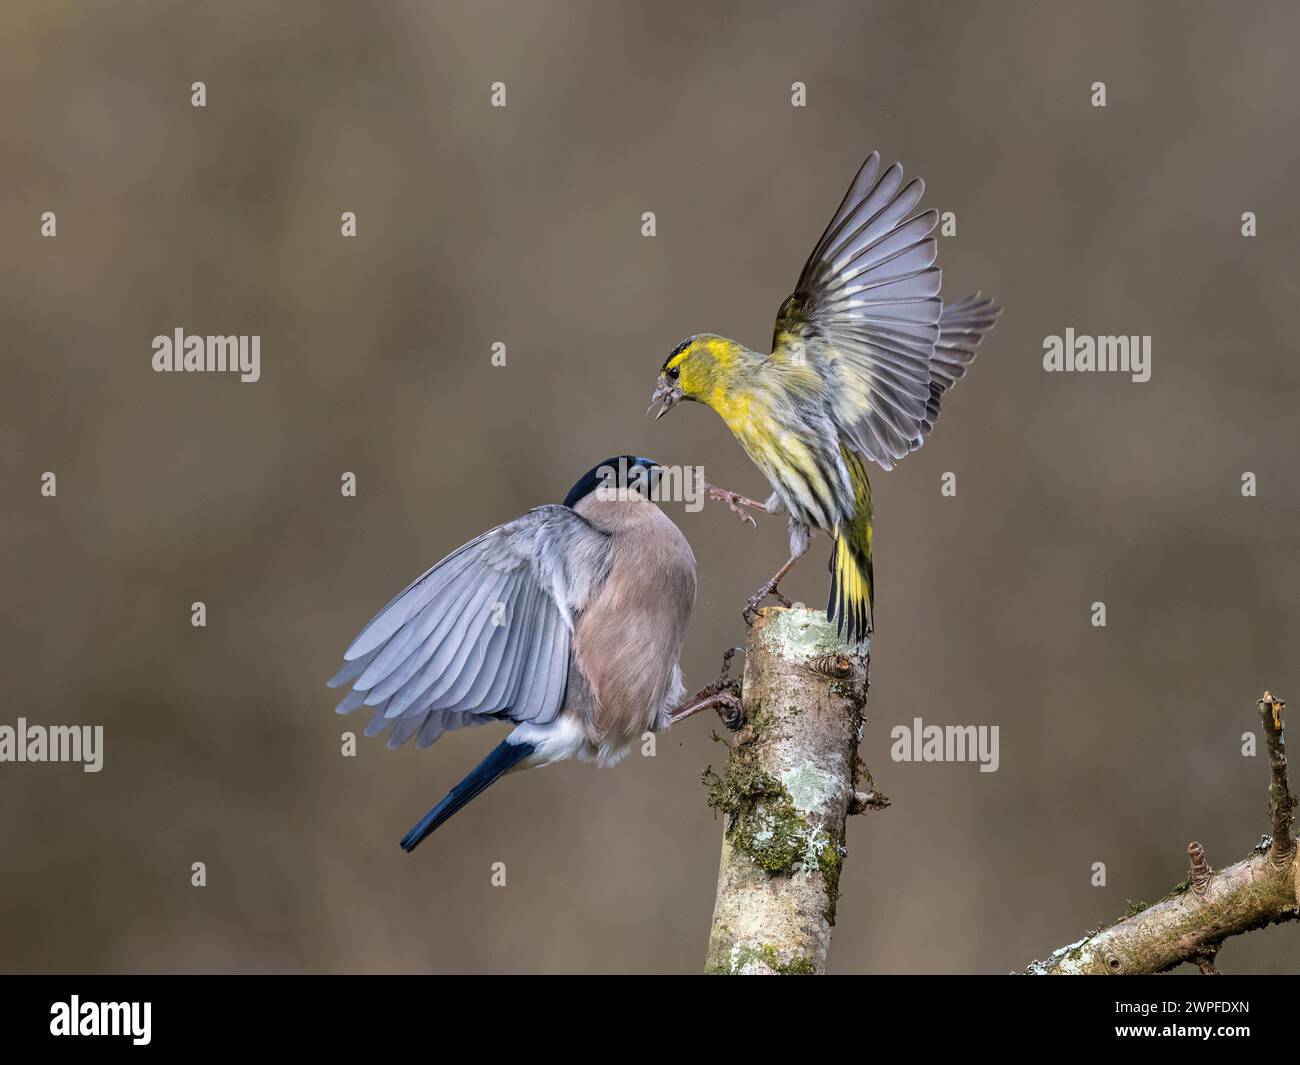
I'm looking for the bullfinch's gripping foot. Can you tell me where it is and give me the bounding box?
[712,688,746,731]
[669,686,745,730]
[669,653,746,731]
[703,482,767,528]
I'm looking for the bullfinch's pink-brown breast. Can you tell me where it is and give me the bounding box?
[570,496,696,745]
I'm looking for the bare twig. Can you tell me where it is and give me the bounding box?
[1187,841,1214,897]
[1027,693,1299,975]
[1259,692,1295,868]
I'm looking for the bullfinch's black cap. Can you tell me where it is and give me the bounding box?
[563,456,660,508]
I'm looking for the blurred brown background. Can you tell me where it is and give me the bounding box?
[3,0,1298,974]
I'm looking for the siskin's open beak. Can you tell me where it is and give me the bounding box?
[647,377,683,419]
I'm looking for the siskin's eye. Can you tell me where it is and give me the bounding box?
[667,366,680,380]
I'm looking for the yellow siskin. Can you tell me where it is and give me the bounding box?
[648,150,1000,642]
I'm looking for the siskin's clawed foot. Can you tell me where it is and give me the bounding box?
[703,482,765,528]
[712,490,755,527]
[742,582,792,625]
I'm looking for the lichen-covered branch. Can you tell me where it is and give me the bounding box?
[1028,693,1299,975]
[703,606,877,975]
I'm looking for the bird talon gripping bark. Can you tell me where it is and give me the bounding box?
[705,676,745,731]
[669,648,746,730]
[714,689,746,731]
[668,677,745,730]
[742,575,792,625]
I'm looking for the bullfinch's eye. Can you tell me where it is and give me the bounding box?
[667,366,680,380]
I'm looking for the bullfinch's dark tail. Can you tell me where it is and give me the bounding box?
[399,739,535,852]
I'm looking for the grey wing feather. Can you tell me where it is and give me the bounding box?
[923,293,1002,436]
[328,505,611,748]
[772,151,964,471]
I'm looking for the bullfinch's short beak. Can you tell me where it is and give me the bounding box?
[648,378,683,419]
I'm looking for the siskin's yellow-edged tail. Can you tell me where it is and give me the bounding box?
[827,448,873,643]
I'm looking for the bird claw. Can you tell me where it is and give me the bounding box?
[704,484,759,527]
[743,585,791,625]
[671,674,745,730]
[714,689,746,731]
[704,675,745,731]
[730,502,758,528]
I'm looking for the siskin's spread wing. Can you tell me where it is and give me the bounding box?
[925,293,1001,436]
[770,151,943,471]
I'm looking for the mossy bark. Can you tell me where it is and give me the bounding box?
[704,607,871,975]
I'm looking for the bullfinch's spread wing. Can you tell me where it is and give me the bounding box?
[329,505,611,749]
